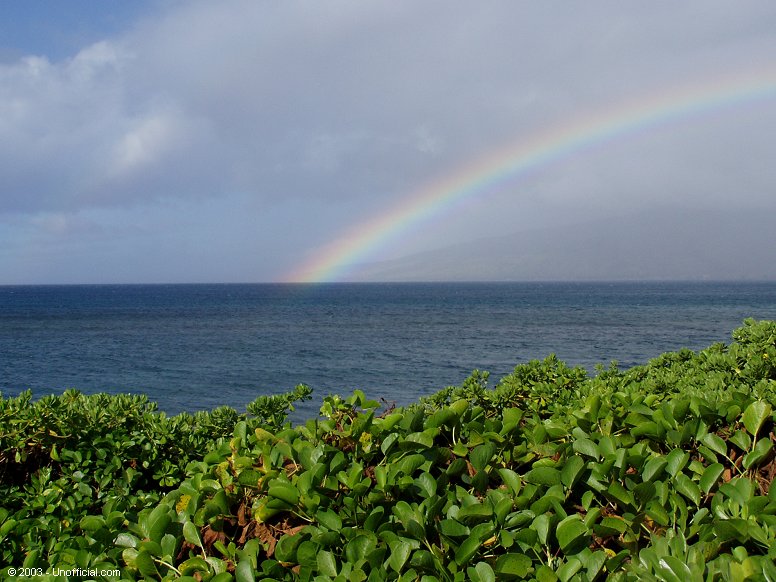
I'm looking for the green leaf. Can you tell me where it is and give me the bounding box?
[572,439,599,459]
[454,534,482,566]
[404,519,427,542]
[178,556,210,580]
[122,548,139,569]
[235,559,255,582]
[148,507,171,543]
[387,539,412,572]
[179,556,210,575]
[502,407,524,433]
[394,500,414,524]
[633,481,657,505]
[381,432,399,454]
[720,478,755,506]
[714,519,748,542]
[665,449,689,478]
[268,482,299,505]
[729,430,751,451]
[498,468,522,495]
[630,421,662,439]
[452,442,469,457]
[237,469,261,487]
[427,408,456,429]
[556,515,589,552]
[742,437,773,469]
[405,429,435,449]
[473,561,496,582]
[274,532,304,563]
[701,433,727,456]
[561,455,585,489]
[161,533,177,559]
[557,558,582,582]
[364,506,385,531]
[657,555,692,582]
[183,521,202,548]
[533,513,551,546]
[207,489,230,515]
[397,453,426,476]
[375,465,393,491]
[450,398,469,417]
[115,533,139,548]
[0,516,16,540]
[642,457,667,482]
[241,538,262,562]
[505,510,535,529]
[346,535,376,563]
[494,553,532,578]
[494,498,513,525]
[606,481,633,507]
[525,466,561,486]
[317,550,338,577]
[447,457,468,476]
[699,463,724,494]
[673,474,701,506]
[135,549,160,578]
[581,551,607,580]
[646,501,670,526]
[457,503,493,524]
[471,442,497,472]
[79,515,105,532]
[414,472,437,498]
[742,401,772,437]
[583,507,602,528]
[410,549,435,570]
[440,519,470,538]
[316,508,343,531]
[596,516,628,535]
[296,540,319,569]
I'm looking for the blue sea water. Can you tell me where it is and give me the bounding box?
[1,282,775,419]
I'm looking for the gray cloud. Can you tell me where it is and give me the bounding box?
[1,1,775,282]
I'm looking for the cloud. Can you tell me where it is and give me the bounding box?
[4,2,775,213]
[1,1,776,282]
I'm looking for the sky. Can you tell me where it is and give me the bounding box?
[1,1,775,284]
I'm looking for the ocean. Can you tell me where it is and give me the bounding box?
[1,282,775,419]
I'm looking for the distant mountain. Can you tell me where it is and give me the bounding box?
[347,207,776,281]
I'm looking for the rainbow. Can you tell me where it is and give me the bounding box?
[285,69,776,282]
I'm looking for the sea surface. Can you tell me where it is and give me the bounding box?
[2,282,776,419]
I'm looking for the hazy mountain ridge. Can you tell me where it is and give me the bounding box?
[348,207,775,281]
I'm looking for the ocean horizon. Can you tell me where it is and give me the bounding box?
[2,281,776,419]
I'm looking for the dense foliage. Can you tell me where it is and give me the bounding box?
[1,319,775,581]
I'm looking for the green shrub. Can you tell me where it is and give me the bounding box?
[2,320,776,580]
[0,385,312,574]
